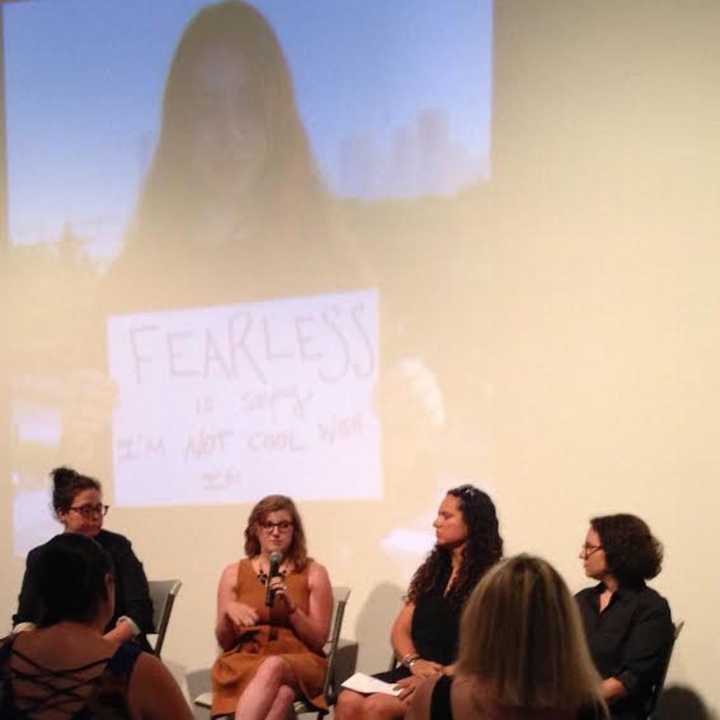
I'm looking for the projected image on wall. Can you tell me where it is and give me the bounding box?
[4,0,494,554]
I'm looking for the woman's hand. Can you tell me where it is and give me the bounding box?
[410,658,443,679]
[268,576,296,613]
[394,675,425,703]
[224,600,259,630]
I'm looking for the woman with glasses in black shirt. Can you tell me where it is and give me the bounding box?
[576,514,674,720]
[12,466,154,650]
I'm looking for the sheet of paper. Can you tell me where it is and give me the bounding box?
[341,672,402,696]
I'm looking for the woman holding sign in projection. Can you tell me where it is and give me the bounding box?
[66,0,367,499]
[211,495,333,719]
[336,485,503,720]
[12,467,154,651]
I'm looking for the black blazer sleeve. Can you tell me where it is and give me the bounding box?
[12,546,44,627]
[101,531,155,635]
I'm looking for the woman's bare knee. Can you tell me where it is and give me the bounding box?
[364,693,404,720]
[335,689,367,719]
[276,685,295,705]
[254,655,291,685]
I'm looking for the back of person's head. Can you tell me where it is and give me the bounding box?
[458,554,603,712]
[51,466,101,513]
[35,533,114,627]
[590,513,663,586]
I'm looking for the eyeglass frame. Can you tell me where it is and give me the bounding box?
[580,542,604,558]
[67,503,110,519]
[259,520,294,533]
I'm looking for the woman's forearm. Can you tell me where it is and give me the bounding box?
[215,614,237,651]
[288,606,326,652]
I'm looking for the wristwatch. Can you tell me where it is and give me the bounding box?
[401,652,420,669]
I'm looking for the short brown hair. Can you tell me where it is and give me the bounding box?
[244,495,308,571]
[458,554,605,713]
[591,514,663,585]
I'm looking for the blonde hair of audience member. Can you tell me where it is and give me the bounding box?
[407,554,606,720]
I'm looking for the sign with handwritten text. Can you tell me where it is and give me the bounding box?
[107,289,380,505]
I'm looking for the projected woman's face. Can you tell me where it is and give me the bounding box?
[190,42,268,199]
[256,509,294,557]
[57,488,104,538]
[433,494,468,549]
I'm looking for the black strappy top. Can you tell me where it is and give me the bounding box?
[0,635,142,719]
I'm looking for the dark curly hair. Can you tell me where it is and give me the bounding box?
[591,514,663,586]
[407,485,503,610]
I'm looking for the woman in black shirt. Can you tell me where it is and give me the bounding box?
[335,485,503,720]
[12,467,154,650]
[576,514,674,720]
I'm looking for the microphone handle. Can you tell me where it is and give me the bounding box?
[265,557,280,607]
[265,576,274,607]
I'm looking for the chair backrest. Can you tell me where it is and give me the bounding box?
[321,586,351,704]
[646,619,684,719]
[148,579,182,658]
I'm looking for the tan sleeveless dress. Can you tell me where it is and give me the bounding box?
[211,559,327,717]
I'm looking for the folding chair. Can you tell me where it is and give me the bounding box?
[294,585,351,717]
[646,619,684,719]
[147,579,182,658]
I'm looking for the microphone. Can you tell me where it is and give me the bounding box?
[265,551,283,607]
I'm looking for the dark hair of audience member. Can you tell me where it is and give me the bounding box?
[51,466,101,513]
[35,533,114,627]
[407,484,503,609]
[590,513,663,586]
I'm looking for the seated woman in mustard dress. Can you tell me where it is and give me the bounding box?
[212,495,333,720]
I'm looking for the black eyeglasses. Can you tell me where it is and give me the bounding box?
[68,503,109,519]
[260,521,293,533]
[581,542,603,558]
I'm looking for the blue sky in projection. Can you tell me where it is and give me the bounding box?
[5,0,493,253]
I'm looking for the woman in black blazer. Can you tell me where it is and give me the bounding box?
[12,466,154,651]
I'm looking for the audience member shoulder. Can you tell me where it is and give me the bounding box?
[129,649,194,719]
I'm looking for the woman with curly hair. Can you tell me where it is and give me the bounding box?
[336,485,503,720]
[211,495,333,719]
[576,514,674,720]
